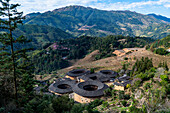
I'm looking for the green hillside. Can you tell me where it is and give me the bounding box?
[148,35,170,49]
[11,25,73,49]
[32,35,154,74]
[25,5,170,38]
[147,35,170,55]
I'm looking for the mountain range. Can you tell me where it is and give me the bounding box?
[0,24,73,49]
[148,14,170,23]
[24,5,170,39]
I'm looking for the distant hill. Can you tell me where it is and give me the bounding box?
[148,14,170,23]
[24,5,170,39]
[13,24,73,49]
[24,12,41,23]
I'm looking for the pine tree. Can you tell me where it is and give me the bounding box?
[158,62,162,68]
[164,61,169,71]
[0,0,34,105]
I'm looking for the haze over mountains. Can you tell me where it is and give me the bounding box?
[148,14,170,23]
[23,5,170,39]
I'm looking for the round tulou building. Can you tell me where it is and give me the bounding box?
[49,79,76,95]
[97,70,118,79]
[65,69,90,81]
[48,69,122,103]
[73,81,109,103]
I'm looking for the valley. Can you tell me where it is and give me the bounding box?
[38,48,170,81]
[0,1,170,113]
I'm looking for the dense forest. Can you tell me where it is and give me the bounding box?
[0,24,73,50]
[32,35,154,74]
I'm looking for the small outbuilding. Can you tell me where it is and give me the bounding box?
[113,50,126,56]
[114,80,132,91]
[114,74,131,91]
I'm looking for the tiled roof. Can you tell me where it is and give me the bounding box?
[117,50,125,53]
[97,70,118,78]
[49,80,76,94]
[73,81,109,97]
[117,75,131,82]
[78,72,113,83]
[67,69,90,77]
[114,80,132,87]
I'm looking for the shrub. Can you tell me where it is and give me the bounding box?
[121,100,127,107]
[90,68,95,73]
[155,48,167,55]
[132,78,142,85]
[71,104,84,113]
[102,101,109,108]
[104,88,112,96]
[51,74,56,77]
[148,67,156,73]
[147,72,155,79]
[124,57,128,60]
[129,105,143,113]
[133,80,142,88]
[133,56,136,60]
[144,83,150,90]
[160,75,169,81]
[119,91,125,99]
[124,94,131,100]
[111,90,116,98]
[136,73,147,81]
[88,99,103,108]
[126,84,131,89]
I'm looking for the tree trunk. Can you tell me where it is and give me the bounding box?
[7,4,18,103]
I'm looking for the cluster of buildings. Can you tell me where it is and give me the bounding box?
[113,48,144,56]
[48,69,132,103]
[47,42,70,51]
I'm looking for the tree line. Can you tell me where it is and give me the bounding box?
[32,35,153,74]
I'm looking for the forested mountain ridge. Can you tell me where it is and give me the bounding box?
[24,5,170,39]
[148,14,170,23]
[0,24,73,49]
[23,12,41,23]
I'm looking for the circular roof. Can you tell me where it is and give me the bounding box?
[86,73,110,82]
[98,70,118,78]
[73,81,109,97]
[67,69,90,77]
[49,80,76,94]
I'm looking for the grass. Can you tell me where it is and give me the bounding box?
[112,106,129,111]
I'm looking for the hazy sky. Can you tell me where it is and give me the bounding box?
[10,0,170,18]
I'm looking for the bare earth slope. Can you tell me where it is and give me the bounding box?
[58,49,170,75]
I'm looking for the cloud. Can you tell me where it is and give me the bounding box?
[10,0,99,14]
[89,0,170,10]
[164,4,170,8]
[8,0,170,17]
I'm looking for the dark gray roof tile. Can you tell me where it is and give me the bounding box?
[73,81,109,97]
[66,69,90,77]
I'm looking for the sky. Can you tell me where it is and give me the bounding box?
[10,0,170,18]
